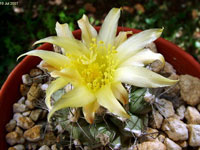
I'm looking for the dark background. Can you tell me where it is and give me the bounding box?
[0,0,200,87]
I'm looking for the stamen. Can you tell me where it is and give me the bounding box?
[67,38,118,91]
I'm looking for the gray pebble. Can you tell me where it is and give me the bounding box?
[13,113,23,122]
[6,131,25,145]
[41,83,48,91]
[13,103,27,113]
[27,143,37,150]
[30,109,42,121]
[25,100,35,109]
[22,111,31,117]
[24,125,42,142]
[51,144,58,150]
[16,116,34,129]
[38,145,51,150]
[22,74,32,86]
[5,119,16,132]
[17,97,25,104]
[13,144,25,150]
[32,75,44,83]
[197,104,200,112]
[30,68,43,77]
[15,127,23,136]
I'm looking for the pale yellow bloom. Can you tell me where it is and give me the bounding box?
[19,8,177,124]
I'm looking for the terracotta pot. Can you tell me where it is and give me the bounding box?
[1,27,200,149]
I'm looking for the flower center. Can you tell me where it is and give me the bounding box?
[69,39,118,91]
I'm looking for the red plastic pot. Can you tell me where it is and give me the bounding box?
[1,27,200,149]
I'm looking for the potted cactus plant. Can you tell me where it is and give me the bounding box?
[1,8,200,149]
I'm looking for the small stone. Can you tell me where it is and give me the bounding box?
[187,124,200,147]
[15,127,23,136]
[13,113,23,121]
[5,119,16,132]
[8,147,16,150]
[137,140,166,150]
[150,109,163,129]
[157,133,166,143]
[172,114,181,120]
[27,143,37,150]
[16,116,34,129]
[51,144,58,150]
[163,74,180,102]
[30,68,43,77]
[145,42,157,53]
[38,131,56,146]
[13,144,25,150]
[6,131,25,145]
[27,83,41,102]
[20,84,29,96]
[32,75,45,83]
[176,141,187,148]
[41,83,48,91]
[38,145,51,150]
[164,138,182,150]
[55,124,64,133]
[150,60,164,73]
[161,62,176,77]
[161,117,188,141]
[22,74,32,85]
[13,103,27,113]
[25,100,35,109]
[155,98,175,118]
[144,128,159,141]
[176,105,186,120]
[30,109,42,121]
[185,106,200,124]
[24,125,42,142]
[198,104,200,111]
[74,139,81,147]
[22,111,31,117]
[179,75,200,106]
[17,97,25,104]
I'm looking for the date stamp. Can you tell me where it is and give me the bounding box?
[0,1,18,6]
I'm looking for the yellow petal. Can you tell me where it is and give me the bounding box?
[114,31,132,48]
[120,48,165,67]
[45,77,68,109]
[39,61,58,72]
[98,8,120,46]
[83,101,99,124]
[50,68,81,84]
[55,22,74,39]
[78,15,97,47]
[96,85,130,119]
[116,28,163,63]
[48,86,96,121]
[115,66,178,88]
[111,82,128,105]
[18,50,69,70]
[34,36,88,55]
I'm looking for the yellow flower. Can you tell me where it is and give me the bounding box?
[19,8,178,124]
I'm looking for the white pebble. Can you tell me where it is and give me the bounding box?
[41,83,48,91]
[38,145,51,150]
